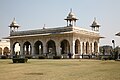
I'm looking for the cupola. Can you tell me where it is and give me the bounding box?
[64,9,78,27]
[90,18,100,31]
[9,18,20,32]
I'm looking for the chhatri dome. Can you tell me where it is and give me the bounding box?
[9,18,20,28]
[91,18,99,26]
[9,18,20,32]
[65,9,78,26]
[66,9,78,20]
[90,18,100,31]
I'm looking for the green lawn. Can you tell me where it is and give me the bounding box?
[0,59,120,80]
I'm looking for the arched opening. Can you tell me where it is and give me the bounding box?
[3,47,10,55]
[60,39,70,54]
[13,42,20,55]
[75,39,80,54]
[86,42,89,54]
[34,41,43,55]
[82,42,84,54]
[94,42,98,54]
[90,43,92,54]
[23,41,32,55]
[0,47,2,55]
[47,40,56,55]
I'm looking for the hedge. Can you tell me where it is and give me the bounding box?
[12,58,28,63]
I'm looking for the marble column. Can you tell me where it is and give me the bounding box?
[70,40,75,58]
[1,48,3,55]
[43,42,47,55]
[56,42,61,56]
[20,43,24,57]
[32,45,35,56]
[92,43,94,54]
[80,42,83,58]
[10,41,14,55]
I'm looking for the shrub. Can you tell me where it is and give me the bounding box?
[0,55,7,59]
[25,55,32,59]
[108,56,113,60]
[53,56,61,59]
[114,51,118,60]
[82,55,90,59]
[39,56,46,59]
[101,56,107,60]
[100,55,113,60]
[12,58,28,63]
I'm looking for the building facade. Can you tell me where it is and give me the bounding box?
[0,39,10,55]
[7,10,101,58]
[115,32,120,59]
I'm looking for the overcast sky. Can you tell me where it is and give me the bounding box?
[0,0,120,46]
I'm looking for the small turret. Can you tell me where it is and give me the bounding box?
[64,9,78,27]
[9,18,20,32]
[90,18,100,31]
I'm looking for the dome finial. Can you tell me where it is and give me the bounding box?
[70,8,72,12]
[43,24,46,29]
[13,17,15,21]
[12,17,16,24]
[94,17,96,22]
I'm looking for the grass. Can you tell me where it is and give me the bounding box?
[0,59,120,80]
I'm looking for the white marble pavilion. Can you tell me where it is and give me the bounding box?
[7,10,101,58]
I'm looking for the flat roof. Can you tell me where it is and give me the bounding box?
[7,26,101,39]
